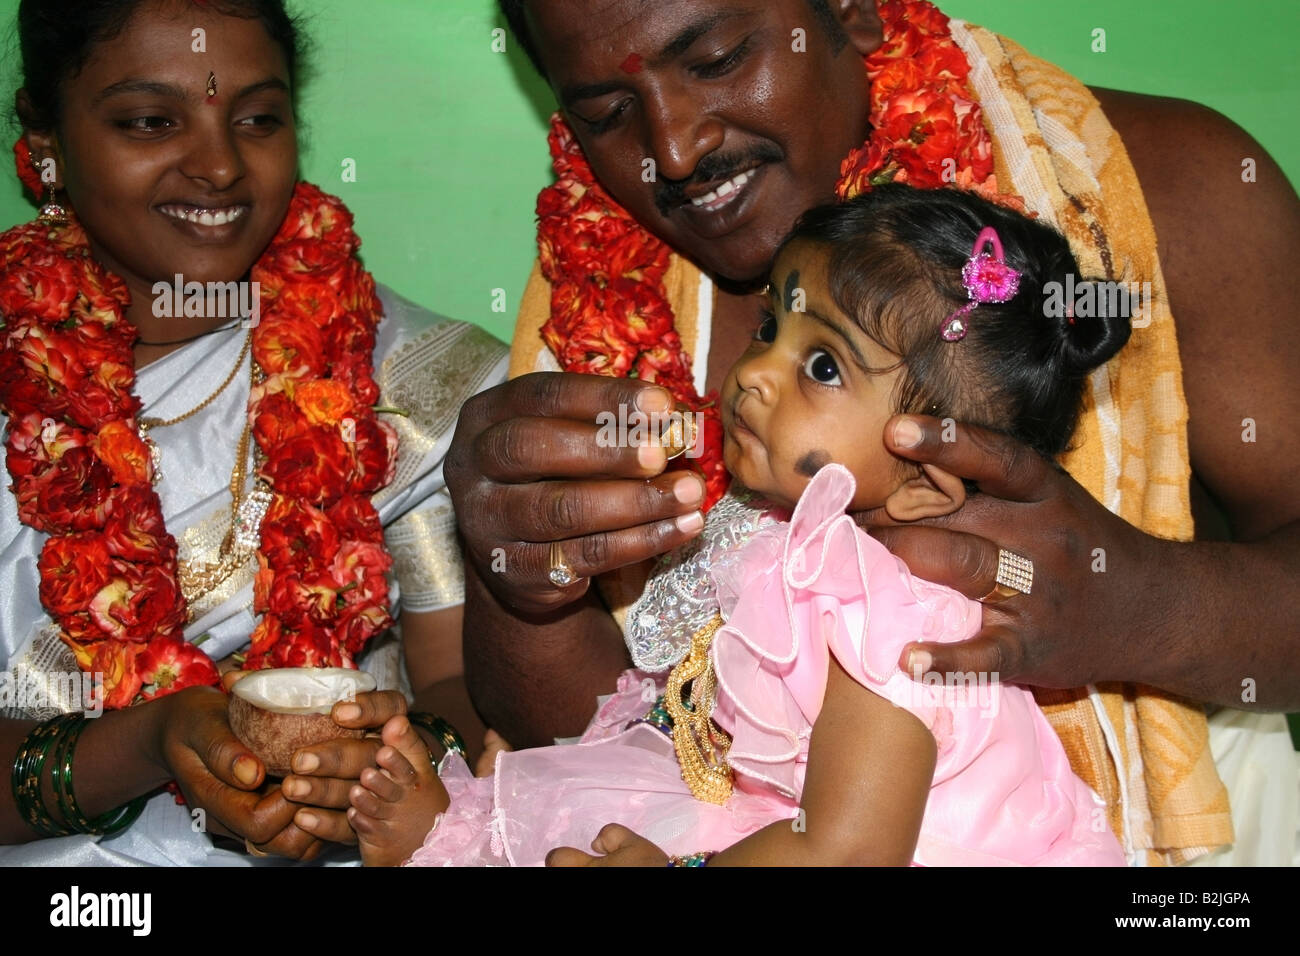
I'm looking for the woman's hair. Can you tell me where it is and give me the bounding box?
[788,184,1132,460]
[16,0,307,131]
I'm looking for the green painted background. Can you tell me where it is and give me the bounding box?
[0,0,1297,341]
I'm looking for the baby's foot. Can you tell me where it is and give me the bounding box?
[348,715,450,866]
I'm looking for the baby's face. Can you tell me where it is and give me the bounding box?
[720,242,907,511]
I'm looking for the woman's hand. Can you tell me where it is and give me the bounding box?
[545,823,669,867]
[157,686,324,860]
[444,372,706,614]
[865,415,1153,690]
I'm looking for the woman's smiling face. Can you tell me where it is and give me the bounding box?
[25,0,298,299]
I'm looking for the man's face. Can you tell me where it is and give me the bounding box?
[526,0,880,285]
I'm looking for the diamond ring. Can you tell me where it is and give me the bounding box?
[548,540,579,588]
[978,548,1033,602]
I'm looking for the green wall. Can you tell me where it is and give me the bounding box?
[1,0,1297,341]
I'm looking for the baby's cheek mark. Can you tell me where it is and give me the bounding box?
[620,53,644,74]
[795,449,831,478]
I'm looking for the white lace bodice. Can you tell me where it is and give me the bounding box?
[624,486,779,672]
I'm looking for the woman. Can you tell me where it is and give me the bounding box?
[0,0,506,865]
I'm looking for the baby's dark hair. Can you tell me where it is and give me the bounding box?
[15,0,307,131]
[787,184,1133,460]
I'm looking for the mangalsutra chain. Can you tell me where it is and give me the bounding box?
[177,357,272,612]
[137,329,253,484]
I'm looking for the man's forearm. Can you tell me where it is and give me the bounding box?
[462,563,630,748]
[1135,519,1300,709]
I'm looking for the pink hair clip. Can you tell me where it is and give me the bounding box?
[941,226,1021,342]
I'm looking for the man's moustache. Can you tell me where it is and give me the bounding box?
[654,146,785,216]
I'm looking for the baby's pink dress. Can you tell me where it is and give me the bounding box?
[407,465,1124,866]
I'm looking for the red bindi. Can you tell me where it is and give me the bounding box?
[619,53,643,75]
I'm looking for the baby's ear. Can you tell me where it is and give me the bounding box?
[884,463,966,521]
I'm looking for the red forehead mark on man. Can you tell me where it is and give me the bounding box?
[619,53,643,74]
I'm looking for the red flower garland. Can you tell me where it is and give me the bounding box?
[538,0,1013,511]
[0,139,398,708]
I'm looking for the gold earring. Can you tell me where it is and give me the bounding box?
[33,162,68,226]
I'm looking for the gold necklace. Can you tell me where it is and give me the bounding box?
[137,329,253,481]
[665,614,734,805]
[176,357,274,612]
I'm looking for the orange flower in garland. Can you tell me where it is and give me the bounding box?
[538,118,725,507]
[838,0,998,200]
[1,140,397,706]
[538,0,1016,512]
[243,180,396,671]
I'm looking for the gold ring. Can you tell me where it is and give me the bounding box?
[979,548,1033,603]
[245,838,270,858]
[659,404,700,460]
[548,540,578,588]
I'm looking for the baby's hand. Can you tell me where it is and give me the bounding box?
[346,715,449,866]
[545,823,670,867]
[475,729,511,777]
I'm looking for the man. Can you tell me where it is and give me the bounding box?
[446,0,1299,864]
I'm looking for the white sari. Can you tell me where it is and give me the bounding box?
[0,286,508,866]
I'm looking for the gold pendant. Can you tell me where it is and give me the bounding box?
[179,481,272,610]
[232,483,274,552]
[665,614,734,805]
[137,423,163,484]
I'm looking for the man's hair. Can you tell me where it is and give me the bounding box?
[787,185,1132,460]
[498,0,846,77]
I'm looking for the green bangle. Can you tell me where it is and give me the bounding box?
[11,715,78,838]
[51,715,147,836]
[406,712,468,762]
[11,713,147,839]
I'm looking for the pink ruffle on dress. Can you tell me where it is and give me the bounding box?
[407,465,1124,866]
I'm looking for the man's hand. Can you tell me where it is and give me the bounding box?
[545,823,670,867]
[865,415,1154,689]
[445,372,706,614]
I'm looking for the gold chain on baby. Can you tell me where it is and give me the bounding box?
[665,614,734,805]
